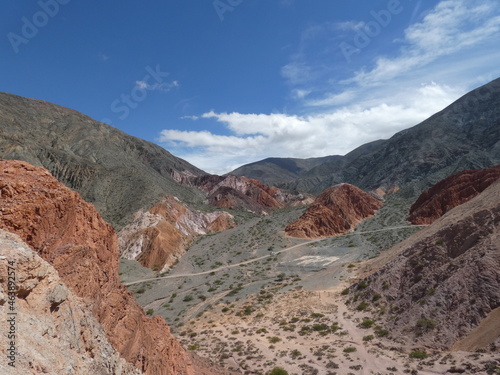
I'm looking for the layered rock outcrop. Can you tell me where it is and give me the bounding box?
[350,179,500,349]
[0,160,195,375]
[407,165,500,224]
[0,92,205,230]
[285,184,383,238]
[0,230,140,375]
[173,173,313,215]
[119,197,236,272]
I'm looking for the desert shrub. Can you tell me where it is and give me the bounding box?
[312,324,329,332]
[326,361,339,369]
[356,301,369,311]
[374,325,389,337]
[415,317,436,334]
[330,322,340,332]
[277,273,286,281]
[243,306,254,315]
[360,319,375,329]
[268,336,281,343]
[409,350,428,359]
[343,346,356,353]
[311,313,325,318]
[298,326,311,336]
[146,309,154,316]
[357,280,368,289]
[268,367,288,375]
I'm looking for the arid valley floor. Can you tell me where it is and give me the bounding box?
[121,194,500,375]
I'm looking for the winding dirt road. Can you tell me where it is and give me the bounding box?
[123,225,425,286]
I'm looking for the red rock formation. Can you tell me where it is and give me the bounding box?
[407,165,500,225]
[194,174,283,212]
[0,160,196,375]
[172,173,312,214]
[354,179,500,349]
[119,197,236,271]
[285,183,383,239]
[208,212,237,232]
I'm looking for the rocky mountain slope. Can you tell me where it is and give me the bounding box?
[232,140,385,189]
[174,173,313,215]
[0,230,141,375]
[408,165,500,224]
[0,92,205,229]
[285,183,383,238]
[0,160,222,375]
[119,196,236,272]
[230,154,344,186]
[349,178,500,349]
[232,78,500,195]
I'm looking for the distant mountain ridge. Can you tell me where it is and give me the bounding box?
[232,78,500,195]
[231,141,385,188]
[0,92,205,228]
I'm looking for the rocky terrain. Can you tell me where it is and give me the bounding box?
[173,173,313,215]
[121,185,499,375]
[285,184,383,238]
[232,78,500,195]
[0,92,205,229]
[232,141,385,189]
[0,229,141,375]
[230,154,344,186]
[408,165,500,224]
[0,160,227,375]
[119,196,236,272]
[2,78,500,375]
[349,178,500,350]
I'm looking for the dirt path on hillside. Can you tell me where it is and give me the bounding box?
[124,225,426,286]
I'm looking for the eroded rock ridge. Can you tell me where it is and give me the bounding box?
[285,183,383,238]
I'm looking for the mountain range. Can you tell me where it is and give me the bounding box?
[232,78,500,195]
[0,92,205,229]
[1,77,500,374]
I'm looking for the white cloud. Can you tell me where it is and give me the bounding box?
[135,80,180,92]
[158,0,500,174]
[307,90,357,107]
[293,89,312,99]
[159,82,462,174]
[345,0,500,85]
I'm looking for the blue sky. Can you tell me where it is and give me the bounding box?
[2,0,500,174]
